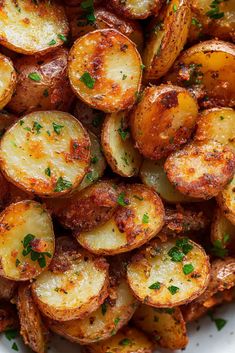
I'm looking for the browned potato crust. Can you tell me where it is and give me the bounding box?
[217,174,235,225]
[131,85,198,160]
[68,29,142,113]
[0,276,17,300]
[164,141,235,199]
[211,208,235,255]
[110,0,163,19]
[0,302,18,332]
[0,110,17,138]
[17,283,49,353]
[8,48,74,115]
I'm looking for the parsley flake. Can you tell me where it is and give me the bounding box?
[149,282,161,290]
[54,177,72,192]
[117,192,129,206]
[142,213,149,224]
[183,263,194,275]
[80,72,95,89]
[168,285,179,295]
[28,72,41,82]
[53,122,64,135]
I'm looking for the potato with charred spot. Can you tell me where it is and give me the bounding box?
[131,85,198,160]
[211,208,235,255]
[0,54,17,110]
[109,0,163,19]
[217,174,235,225]
[164,141,235,200]
[68,29,142,113]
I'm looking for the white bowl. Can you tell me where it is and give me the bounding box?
[1,302,235,353]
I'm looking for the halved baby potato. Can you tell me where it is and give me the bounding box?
[0,111,91,197]
[0,0,69,55]
[127,237,210,307]
[109,0,162,19]
[32,237,109,321]
[47,278,138,344]
[76,184,165,255]
[133,305,188,350]
[165,40,235,108]
[0,54,17,110]
[17,283,49,353]
[217,174,235,225]
[0,200,54,281]
[74,100,105,137]
[195,108,235,152]
[83,326,154,353]
[102,111,142,177]
[140,159,195,203]
[143,0,191,80]
[131,85,198,160]
[68,29,142,113]
[8,48,74,114]
[0,110,17,138]
[164,141,235,199]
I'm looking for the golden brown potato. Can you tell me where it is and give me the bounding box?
[131,85,198,160]
[133,305,188,350]
[0,110,17,138]
[0,0,69,55]
[0,54,17,110]
[32,237,109,321]
[47,278,138,344]
[0,276,17,300]
[164,141,235,199]
[0,200,55,281]
[143,0,191,80]
[83,326,154,353]
[217,174,235,225]
[0,111,91,197]
[140,159,195,203]
[17,283,49,353]
[102,111,142,177]
[8,48,74,115]
[165,40,235,108]
[68,29,142,113]
[127,237,210,307]
[195,108,235,152]
[0,302,18,332]
[109,0,163,19]
[76,184,165,255]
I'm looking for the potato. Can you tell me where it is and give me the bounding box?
[47,278,138,344]
[132,305,188,350]
[32,237,109,321]
[0,200,55,281]
[127,237,210,307]
[131,85,198,160]
[66,7,143,51]
[0,172,9,208]
[0,111,91,197]
[140,159,195,203]
[0,54,17,110]
[83,326,154,353]
[8,48,74,115]
[45,180,119,232]
[68,29,142,113]
[109,0,163,19]
[0,0,69,55]
[7,183,34,205]
[195,108,235,152]
[17,283,49,353]
[0,110,17,138]
[217,174,235,225]
[74,100,105,137]
[102,111,142,177]
[164,141,235,199]
[0,276,17,300]
[76,184,165,255]
[0,302,18,332]
[143,0,191,80]
[165,40,235,108]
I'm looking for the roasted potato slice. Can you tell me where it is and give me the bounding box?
[0,276,16,300]
[140,159,195,203]
[0,111,91,197]
[217,174,235,225]
[32,237,109,321]
[76,184,165,255]
[102,111,142,177]
[195,108,235,152]
[68,29,142,113]
[83,326,154,353]
[143,0,191,80]
[74,100,105,137]
[0,302,18,332]
[8,48,74,115]
[47,278,138,344]
[0,0,69,55]
[17,283,49,353]
[110,0,162,19]
[164,141,235,199]
[131,85,198,160]
[165,40,235,108]
[132,305,188,350]
[0,110,17,138]
[127,237,210,307]
[0,200,54,281]
[0,54,17,110]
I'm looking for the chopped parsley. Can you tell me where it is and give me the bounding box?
[149,282,161,290]
[57,34,67,42]
[43,89,49,97]
[101,302,107,315]
[118,118,130,141]
[208,311,227,331]
[80,72,95,89]
[53,122,64,135]
[80,0,96,24]
[122,74,127,80]
[33,121,43,134]
[183,63,204,86]
[142,213,149,224]
[21,234,51,268]
[91,156,98,164]
[168,246,185,262]
[191,17,202,28]
[5,329,18,341]
[173,4,177,12]
[211,239,228,258]
[176,238,193,254]
[54,177,72,192]
[206,0,224,19]
[183,263,194,275]
[86,171,99,182]
[11,343,19,351]
[117,192,129,206]
[119,338,132,346]
[48,39,56,46]
[15,259,20,267]
[140,64,145,70]
[168,285,179,295]
[45,167,51,177]
[28,72,41,82]
[114,317,120,326]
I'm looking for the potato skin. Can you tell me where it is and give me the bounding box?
[109,0,163,19]
[0,302,18,332]
[164,141,235,199]
[0,110,18,138]
[0,54,17,110]
[0,172,9,209]
[17,283,49,353]
[131,85,198,160]
[8,48,74,115]
[217,174,235,225]
[0,276,17,300]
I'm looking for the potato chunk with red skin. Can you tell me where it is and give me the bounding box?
[109,0,163,19]
[131,85,198,160]
[164,141,235,200]
[0,53,17,110]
